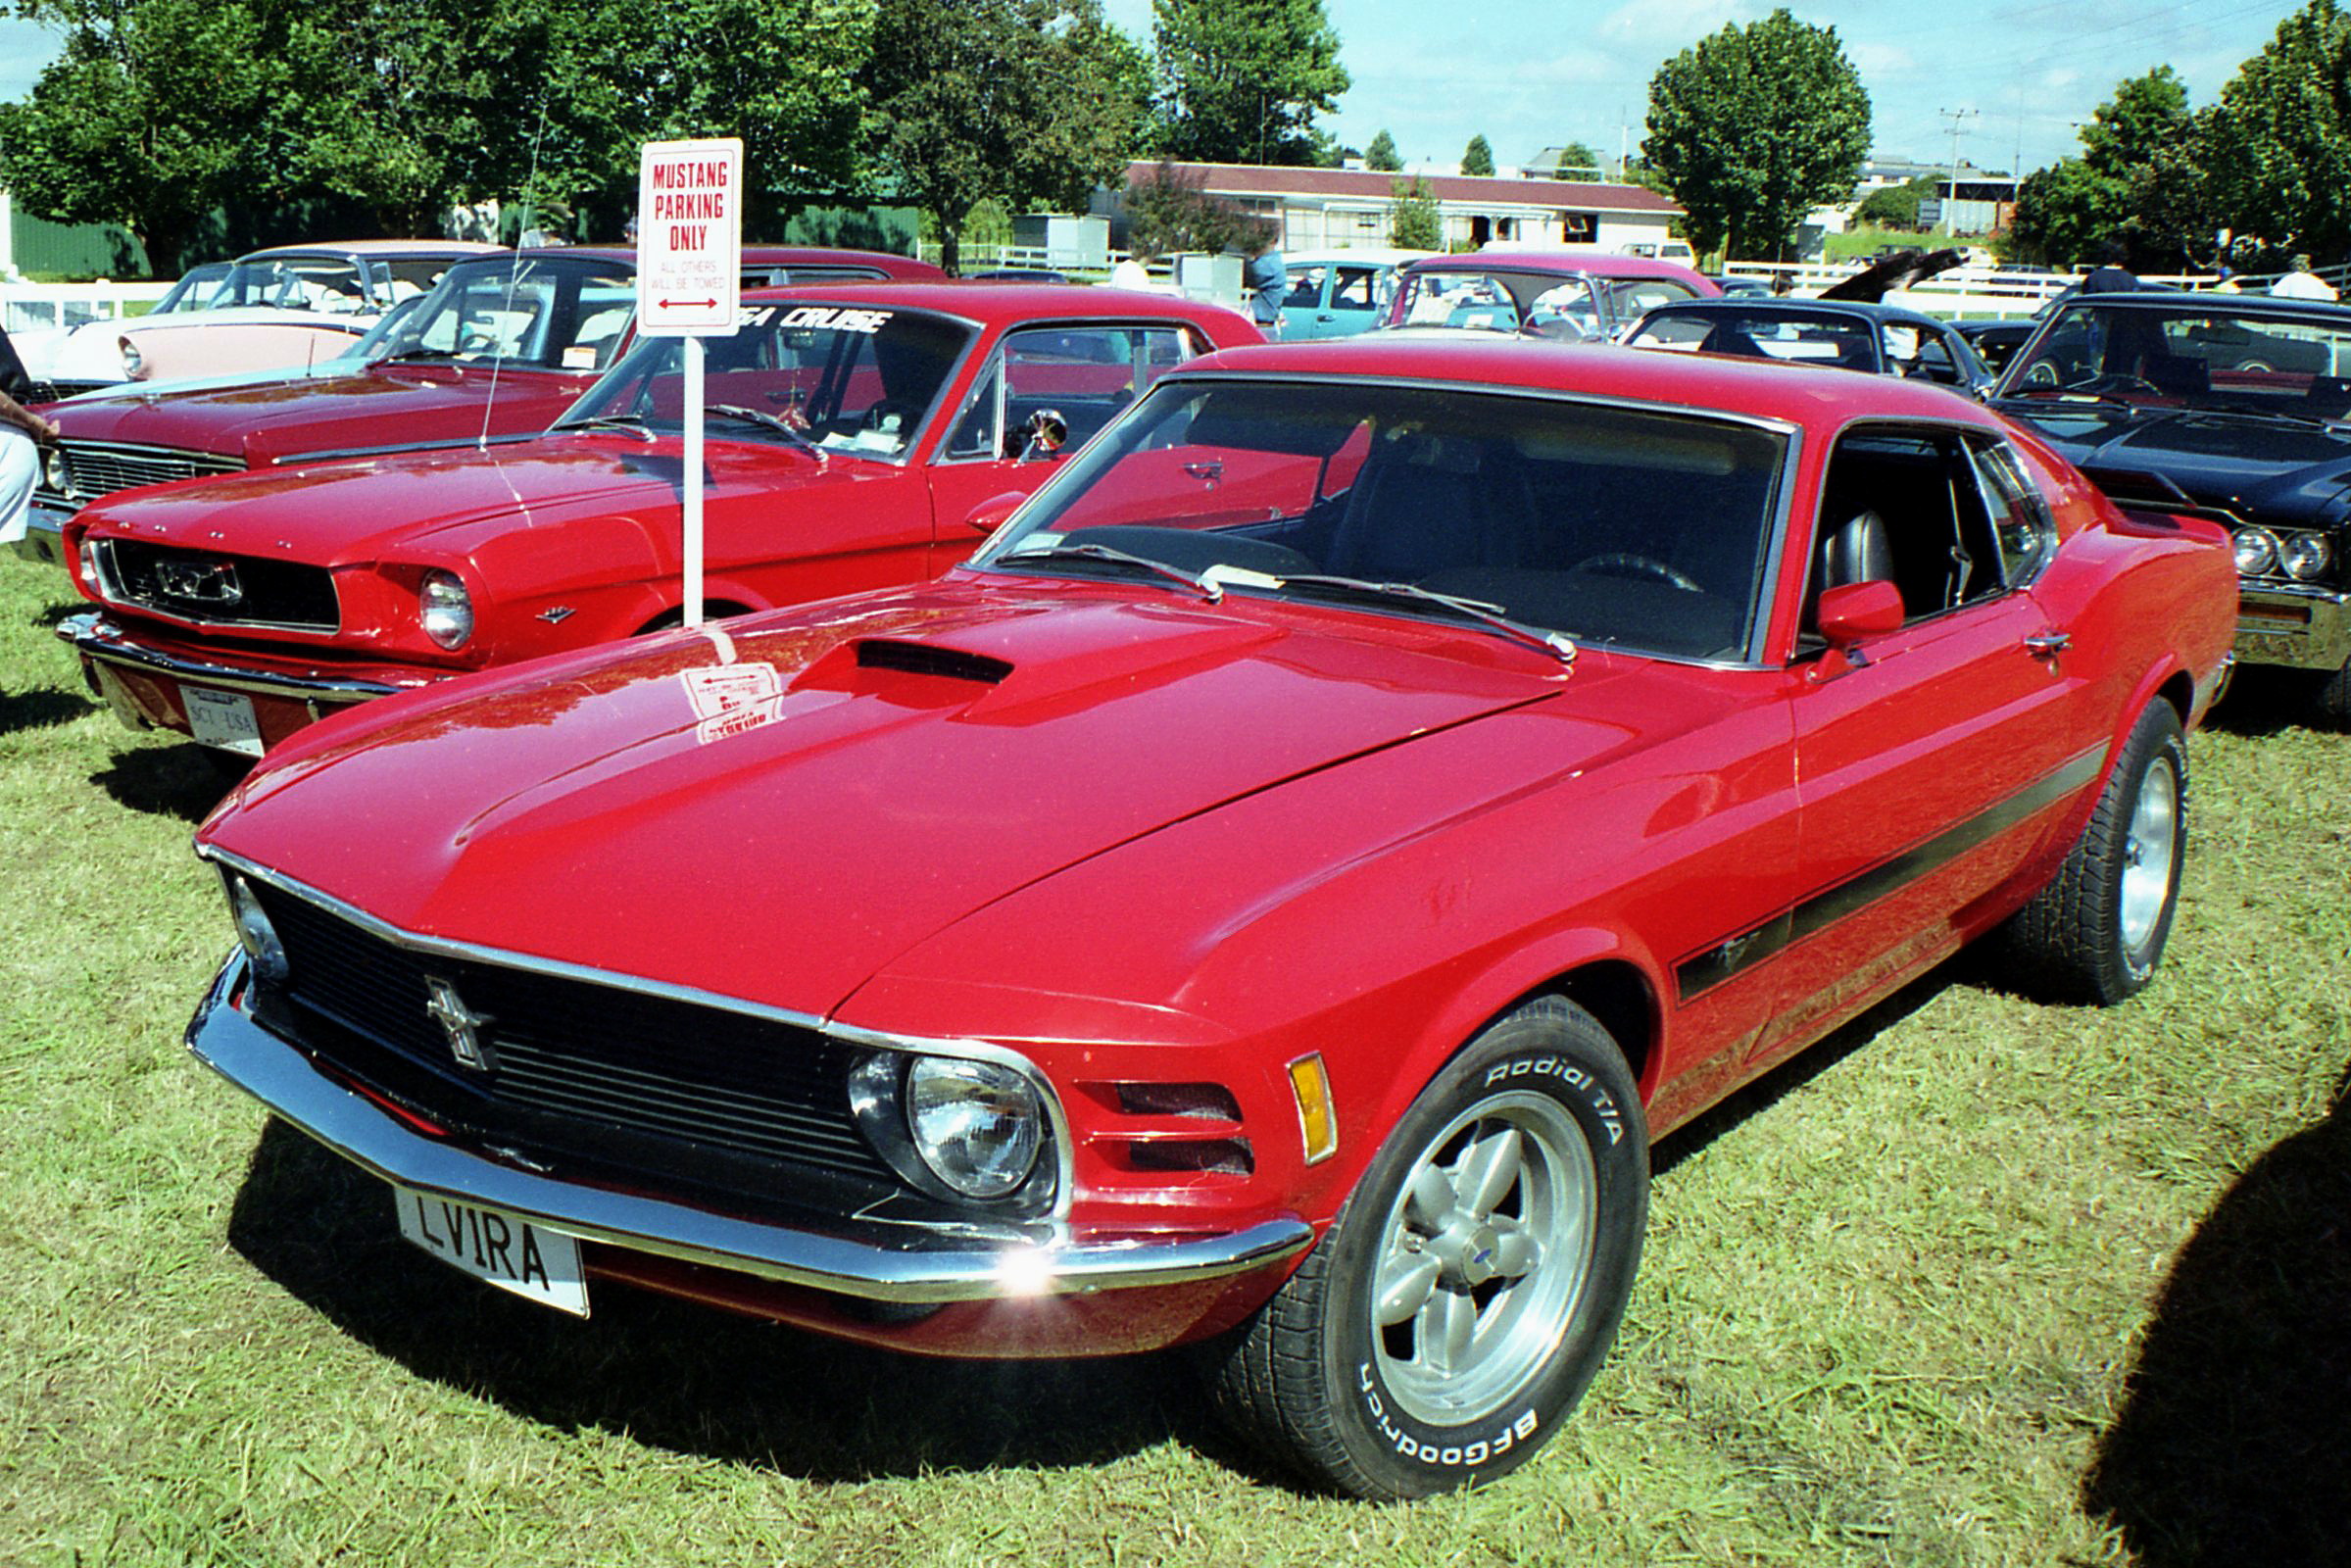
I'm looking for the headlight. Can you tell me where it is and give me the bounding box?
[418,568,472,649]
[906,1056,1043,1199]
[43,445,73,496]
[2232,527,2278,577]
[2279,531,2332,581]
[78,539,104,593]
[228,877,289,985]
[119,336,144,379]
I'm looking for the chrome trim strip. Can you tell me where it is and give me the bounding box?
[58,612,404,702]
[187,953,1310,1302]
[194,846,1081,1221]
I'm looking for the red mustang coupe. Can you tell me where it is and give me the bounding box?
[16,246,946,566]
[185,339,2234,1498]
[58,284,1257,760]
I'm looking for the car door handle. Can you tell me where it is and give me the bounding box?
[2024,630,2070,659]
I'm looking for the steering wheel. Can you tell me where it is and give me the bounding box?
[860,399,914,434]
[1568,553,1703,594]
[2076,371,2160,395]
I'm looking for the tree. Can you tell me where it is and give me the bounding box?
[1389,175,1440,249]
[1125,160,1275,255]
[1149,0,1348,166]
[2202,0,2351,262]
[1461,134,1494,177]
[2008,67,2213,270]
[2009,158,2117,267]
[1642,8,1870,261]
[867,0,1148,273]
[1554,140,1601,178]
[1853,174,1937,229]
[1365,128,1401,172]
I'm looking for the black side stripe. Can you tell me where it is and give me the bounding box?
[1673,741,2111,1004]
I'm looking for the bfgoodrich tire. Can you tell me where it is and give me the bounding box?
[1997,700,2187,1004]
[1210,997,1648,1499]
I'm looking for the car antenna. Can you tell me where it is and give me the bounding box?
[478,100,551,451]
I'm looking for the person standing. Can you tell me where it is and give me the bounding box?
[2081,240,2138,294]
[2271,254,2338,301]
[0,324,61,548]
[1245,240,1286,330]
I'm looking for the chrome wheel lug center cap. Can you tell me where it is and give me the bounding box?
[1430,1219,1505,1288]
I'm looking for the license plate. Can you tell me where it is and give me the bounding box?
[394,1185,590,1316]
[182,684,265,757]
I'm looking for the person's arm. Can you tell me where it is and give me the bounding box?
[0,389,59,446]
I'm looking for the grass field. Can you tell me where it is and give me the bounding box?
[2,550,2344,1567]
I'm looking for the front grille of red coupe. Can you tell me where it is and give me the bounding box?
[98,539,340,630]
[247,882,904,1202]
[42,440,244,513]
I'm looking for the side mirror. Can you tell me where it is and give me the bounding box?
[1016,408,1068,462]
[964,490,1027,535]
[1813,580,1904,679]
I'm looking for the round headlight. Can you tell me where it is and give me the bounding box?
[43,444,73,497]
[2232,527,2278,577]
[229,877,289,985]
[418,568,473,649]
[119,336,144,379]
[2279,531,2332,581]
[905,1056,1043,1200]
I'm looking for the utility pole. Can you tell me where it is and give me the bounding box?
[1938,107,1977,239]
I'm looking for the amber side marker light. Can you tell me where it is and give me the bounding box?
[1289,1054,1338,1165]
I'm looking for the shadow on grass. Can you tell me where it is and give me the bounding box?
[2080,1064,2351,1565]
[224,1119,1229,1484]
[91,744,241,821]
[2203,666,2338,739]
[0,687,95,733]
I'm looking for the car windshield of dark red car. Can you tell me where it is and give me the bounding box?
[368,253,639,373]
[1630,308,1882,372]
[976,377,1788,662]
[2000,300,2351,424]
[557,303,976,462]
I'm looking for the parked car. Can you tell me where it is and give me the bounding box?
[57,283,1258,760]
[183,337,2232,1499]
[10,262,234,401]
[1382,250,1718,340]
[1625,297,1995,394]
[1273,248,1432,341]
[1706,273,1775,298]
[17,241,504,401]
[1990,289,2351,722]
[15,246,931,566]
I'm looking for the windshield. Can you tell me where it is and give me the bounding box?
[369,254,638,371]
[559,301,976,460]
[1630,308,1882,371]
[2000,300,2351,418]
[151,264,233,316]
[974,377,1789,662]
[1391,269,1611,340]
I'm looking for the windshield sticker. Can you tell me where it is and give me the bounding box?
[681,662,786,745]
[776,306,894,334]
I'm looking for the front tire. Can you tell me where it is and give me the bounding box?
[1997,700,2187,1004]
[1210,998,1648,1499]
[2315,658,2350,729]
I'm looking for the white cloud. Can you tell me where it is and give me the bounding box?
[1846,41,1916,75]
[1596,0,1757,48]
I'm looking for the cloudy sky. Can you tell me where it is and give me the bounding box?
[0,1,2301,177]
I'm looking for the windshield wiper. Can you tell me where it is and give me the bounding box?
[553,412,656,442]
[997,540,1217,600]
[375,348,468,365]
[707,403,829,464]
[1267,573,1578,663]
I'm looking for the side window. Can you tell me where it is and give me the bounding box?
[1331,268,1380,311]
[947,364,1003,460]
[1811,427,2011,630]
[1284,267,1328,309]
[1969,440,2057,584]
[1912,332,1963,385]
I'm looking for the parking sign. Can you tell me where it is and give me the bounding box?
[637,137,743,337]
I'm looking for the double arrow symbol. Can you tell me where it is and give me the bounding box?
[660,298,718,310]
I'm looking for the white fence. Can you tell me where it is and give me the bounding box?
[2,280,175,336]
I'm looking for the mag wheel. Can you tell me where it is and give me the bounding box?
[1211,997,1647,1499]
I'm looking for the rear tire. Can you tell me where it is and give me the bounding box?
[2315,658,2350,729]
[1995,700,2186,1004]
[1210,997,1647,1498]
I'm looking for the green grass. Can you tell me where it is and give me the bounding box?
[3,552,2344,1566]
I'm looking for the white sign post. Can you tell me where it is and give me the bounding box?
[636,137,744,629]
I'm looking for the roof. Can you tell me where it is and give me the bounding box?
[1173,335,2001,431]
[240,240,507,261]
[2052,289,2351,322]
[1641,297,1953,330]
[737,281,1257,331]
[1401,249,1716,289]
[1125,161,1682,217]
[1280,247,1437,269]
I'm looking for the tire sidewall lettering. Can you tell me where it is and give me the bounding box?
[1355,1361,1536,1470]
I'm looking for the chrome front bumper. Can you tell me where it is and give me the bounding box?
[2235,581,2351,671]
[186,953,1313,1305]
[7,502,69,565]
[59,611,407,706]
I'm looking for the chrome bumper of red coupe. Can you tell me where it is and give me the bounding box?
[185,953,1314,1305]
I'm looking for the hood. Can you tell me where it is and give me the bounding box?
[52,362,588,465]
[76,435,692,563]
[2000,401,2351,527]
[203,580,1566,1017]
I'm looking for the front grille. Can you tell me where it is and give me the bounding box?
[100,539,338,630]
[43,440,244,513]
[248,883,902,1204]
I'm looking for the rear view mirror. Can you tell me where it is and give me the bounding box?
[1017,409,1068,462]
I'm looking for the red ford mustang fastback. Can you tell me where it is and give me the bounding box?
[184,339,2234,1498]
[57,283,1257,762]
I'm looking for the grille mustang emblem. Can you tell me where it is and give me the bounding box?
[424,977,497,1072]
[154,558,244,607]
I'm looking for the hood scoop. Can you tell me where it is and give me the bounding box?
[855,638,1013,685]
